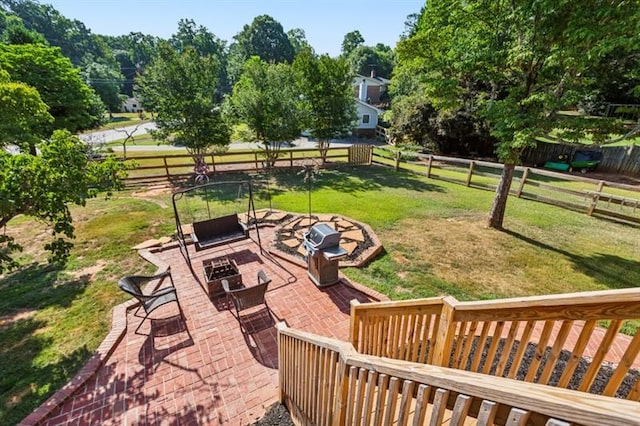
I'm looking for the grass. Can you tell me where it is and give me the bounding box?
[85,112,151,132]
[1,165,639,424]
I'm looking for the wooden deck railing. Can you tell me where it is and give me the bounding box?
[350,288,640,401]
[277,324,639,426]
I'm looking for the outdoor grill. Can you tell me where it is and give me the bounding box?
[303,223,347,287]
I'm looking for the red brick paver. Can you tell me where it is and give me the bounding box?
[40,232,376,425]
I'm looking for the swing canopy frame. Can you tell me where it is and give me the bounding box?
[171,180,262,270]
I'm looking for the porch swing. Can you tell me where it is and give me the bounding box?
[172,181,262,269]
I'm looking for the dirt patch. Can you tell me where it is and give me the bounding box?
[70,260,107,280]
[0,309,36,328]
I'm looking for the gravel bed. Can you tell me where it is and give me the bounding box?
[453,336,638,398]
[253,402,294,425]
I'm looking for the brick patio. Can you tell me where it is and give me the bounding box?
[38,230,379,425]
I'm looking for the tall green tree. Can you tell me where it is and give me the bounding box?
[229,57,302,167]
[136,42,230,158]
[233,15,294,64]
[294,50,356,162]
[287,28,312,57]
[341,30,364,56]
[397,0,640,229]
[169,19,229,96]
[0,68,53,152]
[0,130,127,272]
[346,44,395,79]
[0,43,105,133]
[82,61,124,113]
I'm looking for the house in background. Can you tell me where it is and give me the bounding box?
[121,97,142,113]
[352,70,390,105]
[352,70,388,137]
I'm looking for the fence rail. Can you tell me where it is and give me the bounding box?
[372,149,640,225]
[349,288,640,402]
[278,323,639,426]
[122,146,354,185]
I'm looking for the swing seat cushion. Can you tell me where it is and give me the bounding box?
[191,214,248,251]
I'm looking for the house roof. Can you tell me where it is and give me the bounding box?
[353,73,391,86]
[355,98,384,113]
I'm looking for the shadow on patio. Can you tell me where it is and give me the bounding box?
[40,229,379,425]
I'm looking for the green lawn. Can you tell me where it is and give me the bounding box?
[1,165,639,424]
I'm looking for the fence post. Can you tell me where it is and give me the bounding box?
[368,146,373,165]
[290,151,294,169]
[427,155,433,178]
[395,150,401,171]
[254,152,259,172]
[163,156,170,178]
[466,161,475,186]
[587,180,605,216]
[431,296,458,367]
[516,167,530,197]
[210,154,216,173]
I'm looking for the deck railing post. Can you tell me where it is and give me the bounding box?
[331,355,350,426]
[431,296,458,367]
[349,300,361,349]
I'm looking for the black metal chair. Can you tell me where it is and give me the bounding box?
[222,270,272,325]
[118,269,185,335]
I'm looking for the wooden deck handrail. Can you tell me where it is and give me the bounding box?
[349,288,640,401]
[278,324,640,426]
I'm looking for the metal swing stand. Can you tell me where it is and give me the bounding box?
[172,180,263,273]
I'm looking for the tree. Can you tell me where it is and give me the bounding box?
[229,57,302,167]
[0,68,53,153]
[233,15,294,64]
[82,61,124,113]
[1,13,46,44]
[136,42,230,159]
[397,0,640,229]
[0,43,105,132]
[169,19,229,97]
[287,28,312,56]
[0,130,127,272]
[346,44,395,79]
[341,30,364,56]
[294,50,356,162]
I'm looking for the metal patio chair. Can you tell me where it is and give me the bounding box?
[222,270,272,325]
[118,269,185,335]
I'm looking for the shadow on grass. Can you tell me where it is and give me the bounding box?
[504,229,640,289]
[0,263,90,311]
[0,322,91,425]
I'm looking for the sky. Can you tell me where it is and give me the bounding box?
[46,0,425,57]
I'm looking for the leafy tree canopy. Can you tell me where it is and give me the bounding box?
[228,56,301,165]
[347,44,394,79]
[233,15,294,64]
[396,0,640,228]
[293,49,356,159]
[136,42,230,155]
[1,0,112,67]
[82,61,124,112]
[0,130,127,272]
[0,43,105,132]
[341,30,364,56]
[287,28,312,57]
[0,67,53,151]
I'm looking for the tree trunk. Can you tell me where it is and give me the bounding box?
[487,163,516,229]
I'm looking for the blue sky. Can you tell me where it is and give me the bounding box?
[46,0,425,56]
